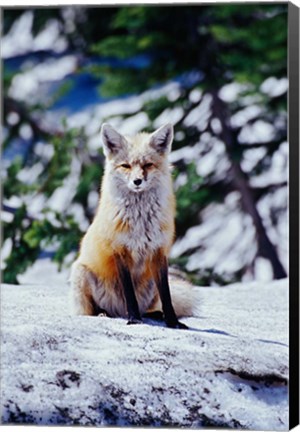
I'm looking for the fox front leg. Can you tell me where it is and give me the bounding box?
[116,256,142,325]
[152,251,188,330]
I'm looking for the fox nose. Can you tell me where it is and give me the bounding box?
[133,179,142,186]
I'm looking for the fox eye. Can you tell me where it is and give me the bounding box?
[121,163,131,169]
[143,163,153,169]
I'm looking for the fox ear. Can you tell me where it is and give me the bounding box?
[101,123,126,157]
[150,123,173,154]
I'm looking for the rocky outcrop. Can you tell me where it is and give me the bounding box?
[1,270,288,429]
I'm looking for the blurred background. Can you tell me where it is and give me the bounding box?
[2,4,288,285]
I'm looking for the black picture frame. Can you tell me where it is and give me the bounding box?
[288,1,300,430]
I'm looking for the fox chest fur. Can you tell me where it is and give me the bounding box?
[112,187,172,255]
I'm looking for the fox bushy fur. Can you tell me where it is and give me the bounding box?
[70,123,197,328]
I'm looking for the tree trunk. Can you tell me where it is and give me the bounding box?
[211,91,287,279]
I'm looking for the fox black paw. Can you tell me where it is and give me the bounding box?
[167,320,189,330]
[96,307,110,317]
[127,318,143,325]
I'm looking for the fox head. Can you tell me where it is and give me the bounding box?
[100,123,173,193]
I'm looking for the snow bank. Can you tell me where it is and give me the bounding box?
[1,261,288,429]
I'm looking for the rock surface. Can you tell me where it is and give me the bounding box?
[1,261,289,429]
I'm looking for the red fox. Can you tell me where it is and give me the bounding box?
[70,123,197,328]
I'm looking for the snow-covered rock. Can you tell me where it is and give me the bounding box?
[1,260,288,429]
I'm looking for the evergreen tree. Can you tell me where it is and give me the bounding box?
[2,4,288,284]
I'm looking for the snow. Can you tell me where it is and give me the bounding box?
[254,258,274,282]
[183,94,212,129]
[241,147,267,173]
[1,259,289,429]
[19,123,33,140]
[170,198,259,280]
[260,77,289,98]
[6,111,20,126]
[118,112,149,135]
[1,239,13,266]
[46,155,81,213]
[17,162,45,184]
[9,56,78,103]
[153,107,184,128]
[2,11,67,59]
[218,83,249,103]
[189,88,202,103]
[238,120,275,145]
[230,105,263,128]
